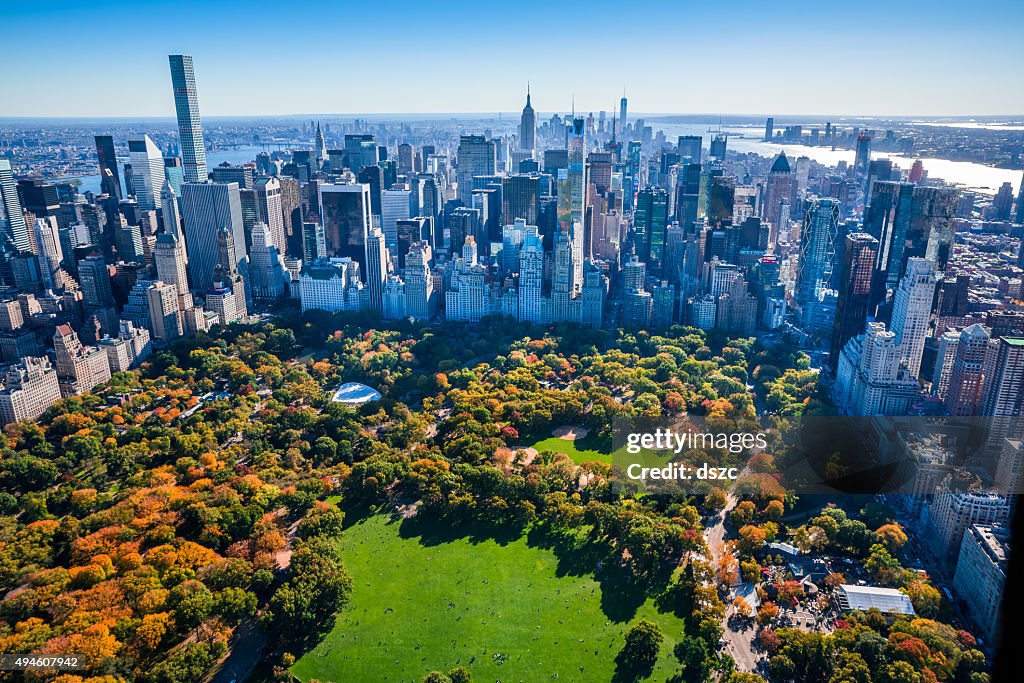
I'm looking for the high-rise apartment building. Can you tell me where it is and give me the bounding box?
[147,281,182,343]
[795,197,840,330]
[0,357,63,426]
[890,257,937,378]
[168,55,208,183]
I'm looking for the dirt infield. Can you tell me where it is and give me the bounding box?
[552,425,590,440]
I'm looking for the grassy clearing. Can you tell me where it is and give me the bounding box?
[292,513,688,682]
[528,432,613,464]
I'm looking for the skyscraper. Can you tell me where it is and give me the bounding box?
[619,93,628,139]
[247,223,285,300]
[519,85,536,152]
[364,226,387,314]
[168,55,208,183]
[153,230,191,312]
[562,117,588,288]
[0,159,31,253]
[457,135,496,203]
[677,136,701,163]
[762,152,796,239]
[319,183,372,270]
[1015,173,1024,224]
[502,174,540,226]
[127,135,165,211]
[854,134,871,179]
[180,182,246,293]
[764,117,774,141]
[830,232,878,370]
[253,176,286,253]
[911,186,959,271]
[890,257,937,378]
[945,324,991,417]
[94,135,122,200]
[147,281,182,343]
[795,197,840,329]
[634,187,669,272]
[865,181,915,308]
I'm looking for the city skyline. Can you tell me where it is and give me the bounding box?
[3,0,1024,118]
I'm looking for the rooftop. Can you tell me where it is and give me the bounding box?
[330,382,381,405]
[837,584,915,615]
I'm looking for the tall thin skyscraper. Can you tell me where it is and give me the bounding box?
[619,93,628,139]
[94,135,122,200]
[365,226,387,313]
[561,117,588,290]
[519,85,536,152]
[168,55,208,183]
[889,257,937,378]
[795,197,840,329]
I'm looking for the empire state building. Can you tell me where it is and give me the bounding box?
[519,85,536,152]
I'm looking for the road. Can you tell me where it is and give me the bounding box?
[703,470,760,674]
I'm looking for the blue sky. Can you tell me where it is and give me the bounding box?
[2,0,1023,117]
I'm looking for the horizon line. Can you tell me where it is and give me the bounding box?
[2,112,1024,122]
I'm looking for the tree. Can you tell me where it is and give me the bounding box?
[757,601,778,626]
[876,523,908,553]
[904,581,941,618]
[622,619,663,667]
[674,636,713,682]
[732,596,753,619]
[447,666,472,683]
[261,537,352,644]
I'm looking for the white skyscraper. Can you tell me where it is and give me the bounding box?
[128,135,166,211]
[153,231,192,312]
[33,217,63,291]
[381,189,411,248]
[890,257,937,378]
[364,226,388,313]
[160,183,185,248]
[404,241,435,320]
[248,223,285,300]
[518,229,544,323]
[147,281,182,343]
[253,176,287,253]
[833,321,921,415]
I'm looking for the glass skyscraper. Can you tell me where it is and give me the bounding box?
[168,54,208,183]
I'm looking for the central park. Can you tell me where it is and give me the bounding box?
[0,309,988,683]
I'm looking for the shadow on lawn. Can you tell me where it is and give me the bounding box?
[337,501,666,625]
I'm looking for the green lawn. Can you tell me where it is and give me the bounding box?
[528,433,613,464]
[292,514,688,683]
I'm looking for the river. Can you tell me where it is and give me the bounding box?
[659,124,1022,196]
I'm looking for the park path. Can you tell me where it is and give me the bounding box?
[702,470,760,673]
